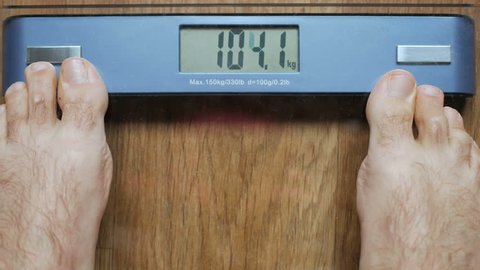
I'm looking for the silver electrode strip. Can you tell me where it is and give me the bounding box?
[397,45,451,64]
[26,46,81,64]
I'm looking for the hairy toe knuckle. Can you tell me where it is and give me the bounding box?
[64,103,97,130]
[32,96,47,111]
[376,110,411,130]
[373,111,412,145]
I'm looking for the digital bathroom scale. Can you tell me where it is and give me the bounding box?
[2,15,475,94]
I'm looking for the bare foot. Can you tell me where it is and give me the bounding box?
[357,70,480,269]
[0,58,112,270]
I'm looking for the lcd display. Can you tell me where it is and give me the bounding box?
[181,26,299,73]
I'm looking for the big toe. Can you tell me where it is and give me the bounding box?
[366,70,416,148]
[58,57,108,133]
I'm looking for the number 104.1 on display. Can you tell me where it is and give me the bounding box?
[181,27,299,73]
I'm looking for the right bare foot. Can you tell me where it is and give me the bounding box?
[0,58,112,270]
[357,70,480,269]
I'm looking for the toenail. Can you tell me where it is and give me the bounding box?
[420,86,441,96]
[29,62,50,72]
[62,58,88,84]
[444,106,461,117]
[7,82,26,92]
[388,73,415,98]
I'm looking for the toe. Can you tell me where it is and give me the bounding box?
[443,106,475,165]
[415,85,448,146]
[58,57,108,132]
[470,140,480,168]
[5,82,28,140]
[366,69,416,147]
[0,105,7,146]
[25,62,58,130]
[444,106,464,131]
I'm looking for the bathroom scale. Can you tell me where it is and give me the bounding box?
[2,15,475,94]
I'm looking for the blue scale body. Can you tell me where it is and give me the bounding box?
[3,15,475,94]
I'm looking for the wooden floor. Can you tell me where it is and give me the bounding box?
[1,1,479,269]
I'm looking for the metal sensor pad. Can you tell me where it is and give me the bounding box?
[397,45,451,64]
[26,46,81,65]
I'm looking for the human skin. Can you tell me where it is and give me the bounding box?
[0,60,478,269]
[0,58,112,270]
[357,70,480,269]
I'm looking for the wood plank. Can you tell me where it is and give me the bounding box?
[4,0,476,7]
[335,96,368,269]
[465,10,480,142]
[1,6,473,18]
[106,96,339,269]
[95,248,113,270]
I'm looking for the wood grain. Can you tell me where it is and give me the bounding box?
[3,0,476,7]
[1,2,479,270]
[105,96,340,269]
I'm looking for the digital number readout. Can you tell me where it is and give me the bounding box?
[181,27,298,73]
